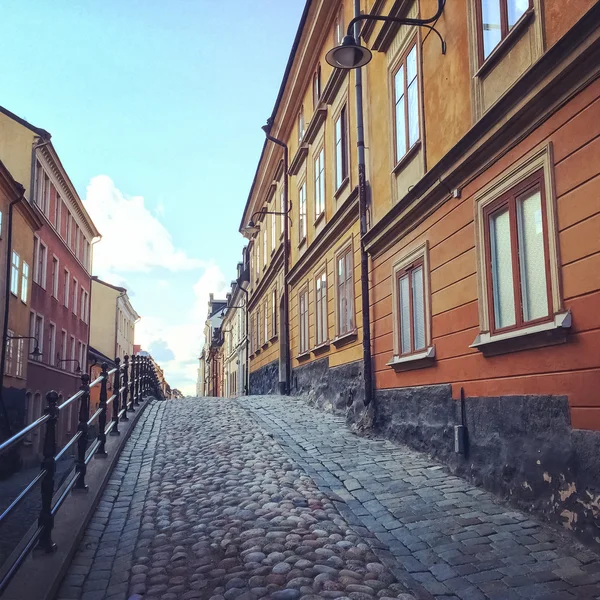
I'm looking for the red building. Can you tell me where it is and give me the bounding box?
[27,140,100,445]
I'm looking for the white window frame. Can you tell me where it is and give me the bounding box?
[388,241,435,368]
[15,338,24,378]
[5,329,13,376]
[315,269,328,346]
[64,269,70,308]
[10,251,20,296]
[299,287,309,354]
[21,262,29,303]
[298,180,307,243]
[48,322,56,367]
[61,329,68,363]
[73,278,78,316]
[51,255,59,298]
[314,146,325,220]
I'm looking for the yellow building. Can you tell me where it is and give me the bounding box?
[89,277,139,361]
[241,1,369,412]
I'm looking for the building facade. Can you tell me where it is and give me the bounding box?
[198,294,226,397]
[0,106,100,450]
[0,159,43,442]
[89,277,139,362]
[222,253,250,398]
[233,0,600,543]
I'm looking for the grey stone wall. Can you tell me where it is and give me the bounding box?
[291,358,372,430]
[374,385,600,548]
[249,360,279,395]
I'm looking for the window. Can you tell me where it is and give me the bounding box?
[73,279,78,316]
[61,330,67,362]
[15,339,24,378]
[314,147,325,219]
[298,107,305,144]
[21,262,29,303]
[54,194,61,230]
[48,323,56,367]
[477,0,531,61]
[279,190,285,240]
[37,170,50,215]
[29,312,35,353]
[263,226,267,270]
[335,107,348,190]
[313,65,322,108]
[299,288,309,354]
[256,306,260,349]
[80,287,86,320]
[271,212,276,254]
[5,330,13,376]
[334,5,344,45]
[51,256,59,298]
[256,239,260,278]
[70,336,76,371]
[299,182,307,242]
[67,215,72,248]
[34,240,47,288]
[272,289,277,338]
[315,271,328,345]
[0,210,3,238]
[10,251,19,296]
[64,270,70,308]
[394,42,420,163]
[34,315,43,362]
[484,173,551,333]
[76,227,81,259]
[78,341,84,372]
[396,261,426,355]
[336,245,354,335]
[264,301,268,345]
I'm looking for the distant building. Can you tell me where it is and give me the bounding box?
[197,294,226,397]
[89,277,139,361]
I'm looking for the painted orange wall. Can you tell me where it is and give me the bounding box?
[370,77,600,429]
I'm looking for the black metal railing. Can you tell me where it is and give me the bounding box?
[0,354,163,595]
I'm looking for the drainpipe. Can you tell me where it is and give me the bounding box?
[354,0,374,407]
[262,128,290,396]
[0,194,26,439]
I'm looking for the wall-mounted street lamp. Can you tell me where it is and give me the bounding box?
[5,335,43,359]
[56,357,81,373]
[325,0,446,69]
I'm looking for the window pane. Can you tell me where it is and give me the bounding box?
[517,190,549,322]
[490,208,516,329]
[481,0,502,58]
[406,46,417,83]
[395,67,406,160]
[507,0,528,26]
[399,275,411,354]
[412,267,426,351]
[335,117,343,188]
[407,80,419,148]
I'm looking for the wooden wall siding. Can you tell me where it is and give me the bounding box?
[370,79,600,429]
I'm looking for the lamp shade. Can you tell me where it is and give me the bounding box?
[325,35,372,69]
[244,219,260,236]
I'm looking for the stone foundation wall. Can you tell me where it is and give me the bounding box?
[249,361,279,395]
[375,385,600,547]
[291,358,371,429]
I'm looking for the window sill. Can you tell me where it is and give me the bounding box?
[471,311,571,357]
[314,211,325,226]
[269,334,278,342]
[261,342,269,349]
[298,237,307,249]
[392,141,421,175]
[387,346,436,371]
[334,177,350,200]
[332,329,357,348]
[475,9,534,79]
[312,341,330,354]
[296,350,311,361]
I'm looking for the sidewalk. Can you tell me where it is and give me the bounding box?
[242,395,600,600]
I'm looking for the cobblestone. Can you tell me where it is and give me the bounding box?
[57,398,417,600]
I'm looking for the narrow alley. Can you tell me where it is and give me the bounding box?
[56,397,600,600]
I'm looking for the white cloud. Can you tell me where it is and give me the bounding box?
[135,262,229,395]
[84,175,202,279]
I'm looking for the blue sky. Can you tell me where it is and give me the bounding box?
[2,0,305,393]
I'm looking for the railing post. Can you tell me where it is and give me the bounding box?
[73,373,90,493]
[96,363,108,457]
[110,357,121,436]
[36,390,58,554]
[133,354,139,406]
[120,356,130,421]
[128,354,136,412]
[144,357,149,397]
[140,357,145,400]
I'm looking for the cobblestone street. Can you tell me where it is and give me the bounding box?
[57,397,600,600]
